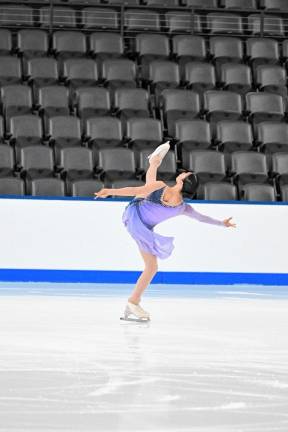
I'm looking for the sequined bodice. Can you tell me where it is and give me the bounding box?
[146,186,183,208]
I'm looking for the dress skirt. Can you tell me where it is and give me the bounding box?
[122,198,175,259]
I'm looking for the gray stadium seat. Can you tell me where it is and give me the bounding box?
[210,37,243,70]
[17,30,48,59]
[82,8,119,30]
[114,88,149,121]
[220,63,252,95]
[281,40,288,65]
[280,184,288,201]
[146,0,178,6]
[184,150,226,186]
[271,153,288,187]
[48,116,81,146]
[260,0,288,9]
[76,87,111,120]
[255,65,287,97]
[161,89,200,136]
[97,148,136,182]
[71,179,103,197]
[40,7,76,28]
[184,62,216,93]
[27,57,59,88]
[108,0,140,5]
[149,61,180,101]
[0,56,22,86]
[165,12,201,33]
[230,151,268,186]
[53,31,87,59]
[172,36,206,75]
[18,145,54,180]
[136,33,169,60]
[247,14,284,37]
[246,92,285,125]
[0,5,33,27]
[63,59,98,89]
[9,115,42,153]
[216,120,253,154]
[257,122,288,154]
[0,177,25,196]
[204,90,243,125]
[246,38,279,71]
[30,178,66,197]
[77,86,109,116]
[109,179,145,194]
[138,148,176,181]
[207,13,243,34]
[48,116,82,164]
[90,33,124,59]
[0,30,12,55]
[58,147,94,182]
[217,120,254,169]
[221,0,257,8]
[135,34,170,79]
[0,144,15,178]
[86,116,122,149]
[125,10,160,32]
[175,120,211,168]
[126,117,162,151]
[2,85,33,126]
[203,182,238,201]
[38,86,70,122]
[184,0,217,6]
[102,59,136,89]
[241,183,276,201]
[0,115,4,142]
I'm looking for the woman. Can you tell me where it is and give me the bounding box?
[94,143,236,322]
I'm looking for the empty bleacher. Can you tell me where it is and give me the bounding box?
[0,0,288,201]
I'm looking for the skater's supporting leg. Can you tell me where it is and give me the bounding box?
[128,250,158,305]
[145,155,161,184]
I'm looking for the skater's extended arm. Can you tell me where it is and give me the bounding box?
[182,204,236,228]
[94,181,165,198]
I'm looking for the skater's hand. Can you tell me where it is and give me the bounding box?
[223,217,236,228]
[94,188,110,199]
[149,154,162,168]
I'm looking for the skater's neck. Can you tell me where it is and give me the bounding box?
[165,185,182,201]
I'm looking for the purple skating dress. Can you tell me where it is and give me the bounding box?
[122,186,225,259]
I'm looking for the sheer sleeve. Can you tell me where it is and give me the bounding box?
[182,203,225,226]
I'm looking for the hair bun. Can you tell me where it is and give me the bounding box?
[182,173,198,199]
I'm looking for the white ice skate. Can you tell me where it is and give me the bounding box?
[120,302,150,322]
[147,141,170,163]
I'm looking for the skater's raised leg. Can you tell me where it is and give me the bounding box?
[145,154,161,184]
[128,249,158,305]
[145,142,170,184]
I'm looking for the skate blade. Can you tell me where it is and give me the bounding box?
[120,316,150,323]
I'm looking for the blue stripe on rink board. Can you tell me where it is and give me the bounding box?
[0,269,288,285]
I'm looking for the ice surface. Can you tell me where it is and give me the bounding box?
[0,283,287,432]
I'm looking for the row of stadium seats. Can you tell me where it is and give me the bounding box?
[2,176,288,202]
[2,116,288,159]
[1,31,288,64]
[2,52,288,82]
[1,6,288,36]
[0,57,287,102]
[5,0,288,10]
[0,146,288,199]
[0,85,287,133]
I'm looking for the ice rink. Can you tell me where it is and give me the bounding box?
[0,283,288,432]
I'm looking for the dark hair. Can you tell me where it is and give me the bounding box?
[182,173,198,199]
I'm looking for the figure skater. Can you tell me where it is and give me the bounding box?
[94,142,236,322]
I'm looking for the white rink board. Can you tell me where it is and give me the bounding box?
[0,197,287,274]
